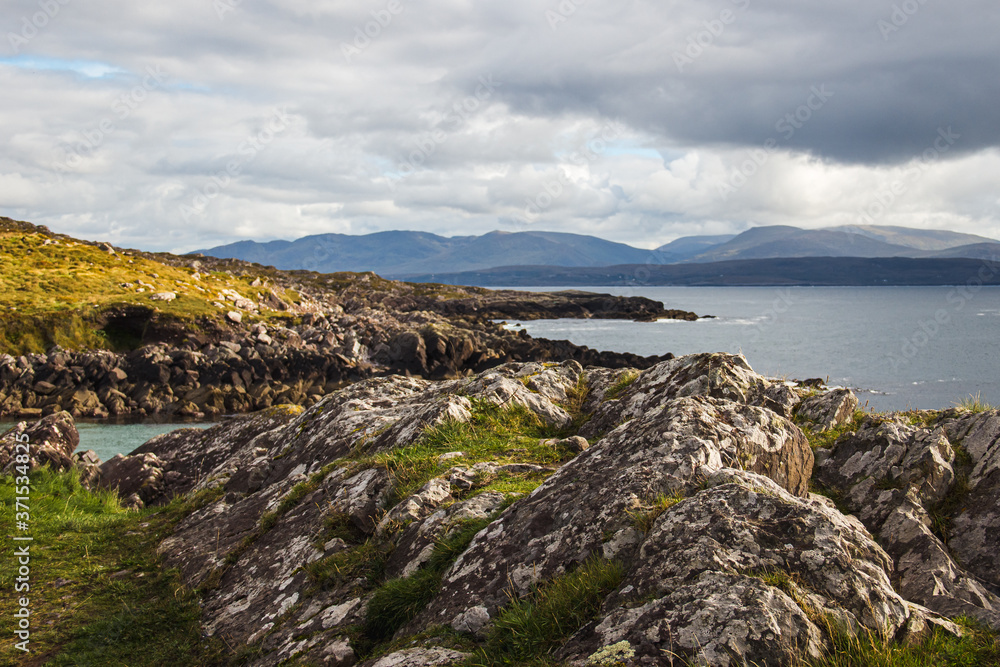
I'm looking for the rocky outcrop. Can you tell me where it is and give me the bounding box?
[0,411,79,474]
[79,352,989,666]
[796,388,859,430]
[0,317,672,421]
[813,411,1000,628]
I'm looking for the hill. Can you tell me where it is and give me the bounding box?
[196,225,1000,276]
[403,256,1000,286]
[680,226,1000,263]
[196,230,653,277]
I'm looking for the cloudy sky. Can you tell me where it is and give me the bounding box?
[2,0,999,252]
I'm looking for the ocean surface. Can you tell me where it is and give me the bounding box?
[500,286,1000,413]
[0,421,213,463]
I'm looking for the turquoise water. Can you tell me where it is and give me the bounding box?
[501,286,1000,412]
[0,421,213,463]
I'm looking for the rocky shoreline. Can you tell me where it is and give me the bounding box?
[1,218,699,420]
[3,352,998,666]
[0,316,673,420]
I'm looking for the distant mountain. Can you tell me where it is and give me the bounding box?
[195,230,656,277]
[403,257,1000,287]
[654,234,736,262]
[679,226,999,263]
[826,225,998,251]
[194,225,1000,276]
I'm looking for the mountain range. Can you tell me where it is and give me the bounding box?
[194,225,1000,278]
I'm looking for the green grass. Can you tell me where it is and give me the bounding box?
[803,616,1000,667]
[461,556,626,666]
[626,492,684,534]
[0,229,295,353]
[359,516,494,648]
[0,468,230,666]
[348,399,570,510]
[602,371,640,402]
[303,537,392,596]
[797,409,868,450]
[954,392,996,414]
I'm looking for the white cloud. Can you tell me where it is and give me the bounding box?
[0,0,998,251]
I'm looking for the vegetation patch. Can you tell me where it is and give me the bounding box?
[348,399,569,509]
[0,468,230,666]
[626,492,685,534]
[359,516,494,650]
[954,392,997,414]
[463,556,626,666]
[0,228,300,354]
[803,615,1000,667]
[797,409,868,450]
[603,370,640,402]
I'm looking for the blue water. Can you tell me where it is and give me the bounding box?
[501,286,1000,412]
[0,421,212,463]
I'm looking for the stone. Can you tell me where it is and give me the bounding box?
[99,452,167,509]
[814,413,1000,628]
[364,648,470,667]
[227,311,243,323]
[0,411,79,473]
[796,388,859,430]
[150,292,177,301]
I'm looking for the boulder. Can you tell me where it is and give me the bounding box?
[796,388,859,430]
[99,452,167,509]
[413,395,812,632]
[560,472,913,666]
[0,411,79,473]
[814,413,1000,628]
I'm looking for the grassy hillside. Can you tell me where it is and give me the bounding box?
[0,219,304,354]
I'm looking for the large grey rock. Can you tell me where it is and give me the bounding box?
[363,647,470,667]
[413,395,813,631]
[580,352,801,439]
[0,411,79,473]
[815,414,1000,628]
[943,410,1000,593]
[796,388,859,430]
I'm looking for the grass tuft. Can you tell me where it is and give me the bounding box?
[803,615,1000,667]
[626,492,685,533]
[465,556,625,665]
[603,370,640,402]
[954,392,996,414]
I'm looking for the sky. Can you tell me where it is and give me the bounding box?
[1,0,999,253]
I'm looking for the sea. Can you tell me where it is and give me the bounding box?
[3,285,997,460]
[500,285,1000,413]
[0,420,212,464]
